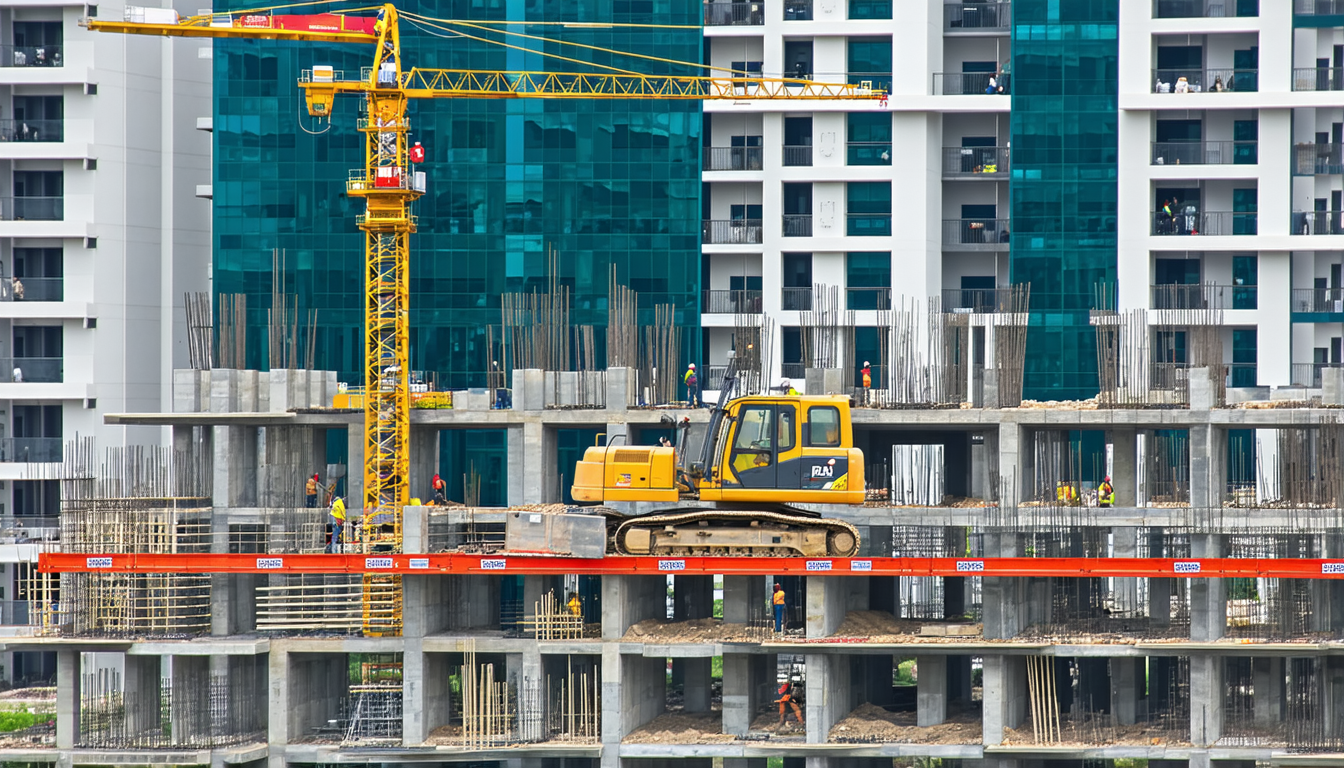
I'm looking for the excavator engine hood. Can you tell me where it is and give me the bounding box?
[572,445,680,503]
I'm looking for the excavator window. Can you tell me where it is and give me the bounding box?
[807,406,841,447]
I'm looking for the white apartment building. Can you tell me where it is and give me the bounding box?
[701,0,1344,399]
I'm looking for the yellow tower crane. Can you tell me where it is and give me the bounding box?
[86,3,883,635]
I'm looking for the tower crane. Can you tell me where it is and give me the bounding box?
[86,3,883,635]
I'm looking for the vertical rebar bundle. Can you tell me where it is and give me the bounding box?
[501,245,571,373]
[731,313,773,395]
[642,303,680,405]
[183,292,214,370]
[992,284,1031,407]
[528,590,585,641]
[461,644,516,748]
[547,656,600,742]
[606,265,639,369]
[216,293,248,369]
[1026,655,1061,744]
[800,283,854,371]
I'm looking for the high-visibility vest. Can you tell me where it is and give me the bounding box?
[331,497,347,521]
[773,590,785,605]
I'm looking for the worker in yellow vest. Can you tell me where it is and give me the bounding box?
[1099,476,1115,507]
[773,583,786,633]
[326,496,347,553]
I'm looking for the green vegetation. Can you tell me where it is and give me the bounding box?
[712,656,723,680]
[0,709,53,733]
[713,598,724,619]
[894,659,917,685]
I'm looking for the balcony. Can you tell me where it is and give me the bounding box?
[941,287,1018,312]
[703,147,763,172]
[1227,363,1256,388]
[0,437,60,463]
[1293,68,1344,92]
[703,219,762,245]
[5,357,61,382]
[703,1,765,25]
[0,46,61,68]
[847,287,891,310]
[1150,283,1256,310]
[944,1,1011,31]
[943,146,1009,177]
[847,214,891,237]
[703,289,763,314]
[782,287,812,311]
[943,218,1009,249]
[1294,144,1344,175]
[1154,0,1255,16]
[3,277,61,302]
[1292,362,1343,388]
[0,119,61,143]
[1292,287,1344,314]
[1152,141,1256,166]
[1295,0,1344,14]
[1151,211,1256,236]
[1292,211,1344,235]
[783,145,813,166]
[933,72,1008,95]
[784,0,812,19]
[1152,68,1257,93]
[847,142,891,166]
[781,362,806,379]
[782,215,812,237]
[1,197,62,221]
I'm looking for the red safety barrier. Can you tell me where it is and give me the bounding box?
[36,552,1344,579]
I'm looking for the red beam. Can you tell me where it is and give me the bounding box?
[36,552,1344,579]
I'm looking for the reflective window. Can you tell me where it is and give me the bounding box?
[808,406,840,447]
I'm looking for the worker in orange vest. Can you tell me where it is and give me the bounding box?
[775,680,804,727]
[861,361,872,405]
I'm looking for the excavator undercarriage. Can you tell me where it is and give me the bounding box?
[611,509,860,557]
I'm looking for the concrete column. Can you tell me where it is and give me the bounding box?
[267,647,288,768]
[506,424,525,506]
[1252,656,1284,728]
[515,421,554,504]
[806,576,863,638]
[169,656,211,745]
[55,650,80,749]
[916,655,947,726]
[1191,533,1227,642]
[1113,526,1139,616]
[682,657,712,713]
[346,423,364,506]
[1326,656,1344,742]
[402,574,447,638]
[601,575,666,640]
[1191,655,1223,745]
[123,655,162,736]
[982,531,1024,639]
[981,654,1026,745]
[722,653,766,735]
[1110,657,1142,726]
[1190,424,1226,509]
[605,652,665,741]
[805,653,853,743]
[996,421,1020,506]
[1109,428,1138,506]
[724,575,766,625]
[409,427,439,503]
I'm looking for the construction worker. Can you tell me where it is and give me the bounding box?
[566,591,582,618]
[772,582,786,633]
[431,472,447,505]
[1099,476,1115,508]
[326,496,346,554]
[782,379,799,395]
[684,363,699,407]
[775,679,804,727]
[861,361,872,405]
[305,473,319,508]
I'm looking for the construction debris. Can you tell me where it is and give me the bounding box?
[623,711,735,744]
[829,703,982,744]
[621,618,768,643]
[828,611,983,643]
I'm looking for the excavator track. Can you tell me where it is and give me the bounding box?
[614,509,860,557]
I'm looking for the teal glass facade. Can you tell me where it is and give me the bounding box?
[213,0,702,386]
[1009,0,1118,400]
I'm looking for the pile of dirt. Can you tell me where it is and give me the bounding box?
[829,703,982,744]
[1001,723,1189,747]
[624,711,736,743]
[749,711,806,736]
[1019,398,1101,410]
[510,503,574,514]
[622,618,764,643]
[828,611,982,643]
[1237,400,1316,409]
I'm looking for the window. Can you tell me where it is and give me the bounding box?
[808,406,840,446]
[1232,254,1257,310]
[735,405,774,448]
[730,204,762,221]
[775,406,795,451]
[846,251,890,309]
[847,113,891,166]
[730,61,763,75]
[848,0,890,20]
[846,182,891,236]
[847,38,892,92]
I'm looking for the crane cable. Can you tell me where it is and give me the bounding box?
[401,15,643,76]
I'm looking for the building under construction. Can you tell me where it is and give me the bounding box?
[7,299,1344,768]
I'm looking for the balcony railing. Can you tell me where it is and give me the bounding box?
[1,276,61,302]
[847,287,891,310]
[944,1,1011,31]
[1294,144,1344,175]
[782,215,813,237]
[704,146,763,171]
[1292,362,1343,388]
[1152,211,1256,236]
[0,45,61,67]
[1227,363,1257,388]
[783,145,813,166]
[782,287,812,311]
[943,218,1009,246]
[703,219,762,245]
[4,357,61,382]
[941,287,1018,312]
[1292,211,1344,235]
[781,363,806,379]
[0,437,61,463]
[847,142,891,166]
[0,119,62,143]
[1295,0,1344,14]
[1,197,62,221]
[1292,287,1344,313]
[1154,0,1254,16]
[1293,67,1344,92]
[847,214,891,237]
[943,146,1009,176]
[784,0,812,18]
[1150,284,1256,310]
[0,515,59,541]
[1152,141,1256,166]
[933,72,1008,95]
[703,1,765,24]
[703,289,763,314]
[1152,68,1257,93]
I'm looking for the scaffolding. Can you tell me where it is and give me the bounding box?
[343,661,403,745]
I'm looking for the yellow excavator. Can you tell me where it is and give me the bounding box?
[572,359,864,557]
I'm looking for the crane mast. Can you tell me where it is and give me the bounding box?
[86,3,882,636]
